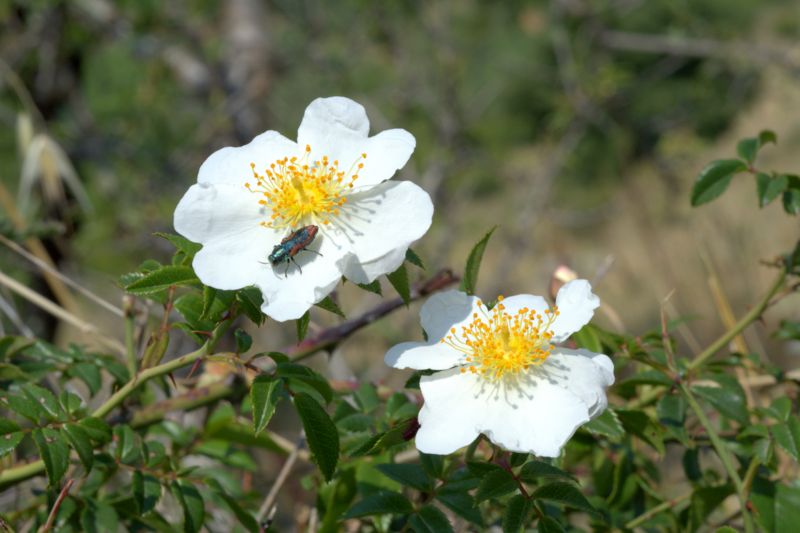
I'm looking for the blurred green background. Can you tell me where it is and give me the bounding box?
[1,0,798,372]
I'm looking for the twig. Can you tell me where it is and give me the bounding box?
[286,268,459,362]
[624,491,691,529]
[39,478,74,533]
[257,437,304,525]
[689,270,787,371]
[0,234,124,318]
[597,30,800,77]
[680,383,754,533]
[0,269,125,355]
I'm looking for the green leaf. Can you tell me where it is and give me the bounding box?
[200,286,217,319]
[171,480,205,533]
[405,248,425,269]
[502,494,532,533]
[0,391,45,423]
[756,173,789,207]
[250,376,281,436]
[537,516,566,533]
[657,393,687,429]
[236,287,265,325]
[357,280,382,295]
[616,409,665,455]
[78,417,112,443]
[276,363,333,403]
[234,328,253,354]
[294,393,339,481]
[316,295,346,318]
[691,159,746,206]
[758,130,777,146]
[62,423,94,472]
[124,265,199,295]
[437,489,483,525]
[771,416,800,461]
[692,374,748,426]
[209,479,260,533]
[114,425,143,465]
[133,471,162,514]
[21,383,64,421]
[518,461,576,483]
[419,453,445,479]
[783,183,800,215]
[459,227,496,295]
[32,428,70,486]
[344,491,413,518]
[376,463,432,491]
[475,469,518,502]
[387,263,411,305]
[67,363,102,397]
[0,430,24,459]
[532,482,595,514]
[154,232,202,258]
[296,311,310,341]
[354,382,380,413]
[581,409,624,439]
[408,505,453,533]
[736,137,759,164]
[80,499,119,533]
[689,484,733,531]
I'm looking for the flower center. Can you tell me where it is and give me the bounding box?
[246,145,365,230]
[442,296,560,381]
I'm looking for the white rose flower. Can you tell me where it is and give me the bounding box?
[174,97,433,321]
[385,280,615,457]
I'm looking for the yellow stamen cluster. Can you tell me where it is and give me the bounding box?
[245,144,366,229]
[442,296,560,381]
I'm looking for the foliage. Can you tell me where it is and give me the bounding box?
[0,1,799,530]
[0,132,798,530]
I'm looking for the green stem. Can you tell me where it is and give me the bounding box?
[680,383,754,533]
[688,270,786,371]
[0,319,231,489]
[625,491,692,529]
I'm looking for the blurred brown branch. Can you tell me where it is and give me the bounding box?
[598,30,800,77]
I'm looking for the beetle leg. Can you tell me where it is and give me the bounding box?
[291,256,303,275]
[304,248,323,257]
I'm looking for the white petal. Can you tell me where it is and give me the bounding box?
[256,234,348,322]
[296,97,370,166]
[341,246,407,285]
[174,183,265,244]
[335,180,433,266]
[385,342,465,371]
[297,98,415,188]
[538,348,615,418]
[415,369,483,454]
[494,294,550,317]
[550,279,600,342]
[415,351,614,457]
[198,131,298,186]
[475,374,593,457]
[418,290,481,341]
[357,129,416,187]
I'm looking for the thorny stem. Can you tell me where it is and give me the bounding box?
[680,383,754,533]
[688,269,787,371]
[624,491,692,529]
[0,319,232,488]
[39,478,74,533]
[286,268,458,363]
